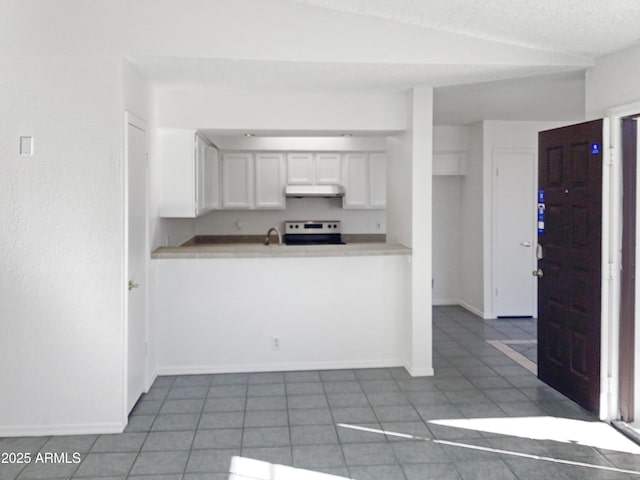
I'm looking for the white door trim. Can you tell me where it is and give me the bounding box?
[122,110,149,421]
[604,101,640,422]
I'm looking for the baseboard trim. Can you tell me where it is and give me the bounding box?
[404,363,434,377]
[459,301,485,318]
[157,359,404,376]
[432,299,460,306]
[0,421,126,438]
[145,371,158,392]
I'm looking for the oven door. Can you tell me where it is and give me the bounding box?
[284,233,345,245]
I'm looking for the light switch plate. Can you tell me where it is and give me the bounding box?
[20,136,33,156]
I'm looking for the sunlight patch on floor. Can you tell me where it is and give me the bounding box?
[430,416,640,454]
[336,422,640,476]
[229,456,351,480]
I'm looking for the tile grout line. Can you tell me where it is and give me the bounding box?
[178,377,209,479]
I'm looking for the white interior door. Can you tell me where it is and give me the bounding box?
[493,149,536,317]
[126,113,148,413]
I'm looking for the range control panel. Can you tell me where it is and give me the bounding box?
[285,221,342,234]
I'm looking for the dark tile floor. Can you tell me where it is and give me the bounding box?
[2,306,640,479]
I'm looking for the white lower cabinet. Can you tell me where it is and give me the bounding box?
[342,152,386,209]
[221,152,286,210]
[158,129,220,218]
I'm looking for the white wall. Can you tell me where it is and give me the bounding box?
[432,126,469,304]
[459,122,485,315]
[385,89,434,377]
[386,133,413,245]
[408,87,434,376]
[196,199,385,237]
[0,20,124,436]
[154,87,408,133]
[586,43,640,119]
[432,177,462,304]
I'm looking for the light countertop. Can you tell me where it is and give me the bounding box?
[151,242,411,259]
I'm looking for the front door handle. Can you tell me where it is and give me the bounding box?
[532,268,543,278]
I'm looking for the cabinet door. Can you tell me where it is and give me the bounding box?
[195,135,207,216]
[315,153,342,184]
[342,153,369,208]
[255,153,285,209]
[222,153,253,209]
[204,144,220,210]
[369,153,386,208]
[287,153,314,184]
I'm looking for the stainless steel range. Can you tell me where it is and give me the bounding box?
[284,221,345,245]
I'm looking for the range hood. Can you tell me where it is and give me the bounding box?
[285,184,345,198]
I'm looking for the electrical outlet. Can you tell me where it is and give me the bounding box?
[271,336,280,351]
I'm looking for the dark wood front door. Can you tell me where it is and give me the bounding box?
[537,119,603,414]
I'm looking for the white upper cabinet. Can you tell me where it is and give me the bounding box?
[255,153,286,209]
[222,153,253,209]
[342,153,368,208]
[221,152,286,210]
[286,153,314,184]
[158,129,219,218]
[286,152,342,185]
[342,152,386,209]
[314,153,342,184]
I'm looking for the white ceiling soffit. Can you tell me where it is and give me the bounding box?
[292,0,640,58]
[132,56,582,91]
[434,71,586,125]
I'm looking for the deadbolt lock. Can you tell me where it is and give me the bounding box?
[532,268,544,278]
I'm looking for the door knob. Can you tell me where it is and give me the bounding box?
[128,280,139,291]
[520,241,532,247]
[532,269,543,278]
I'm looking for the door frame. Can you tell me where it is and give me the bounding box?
[608,101,640,423]
[619,115,638,422]
[122,110,150,420]
[491,147,538,318]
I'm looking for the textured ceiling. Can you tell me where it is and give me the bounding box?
[134,0,640,124]
[293,0,640,57]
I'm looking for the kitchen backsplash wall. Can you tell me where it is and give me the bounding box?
[195,197,385,236]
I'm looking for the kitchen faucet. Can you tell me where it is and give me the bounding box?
[264,227,282,246]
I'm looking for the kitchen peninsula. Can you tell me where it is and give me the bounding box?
[150,239,412,376]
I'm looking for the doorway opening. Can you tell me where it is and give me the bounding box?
[618,113,640,429]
